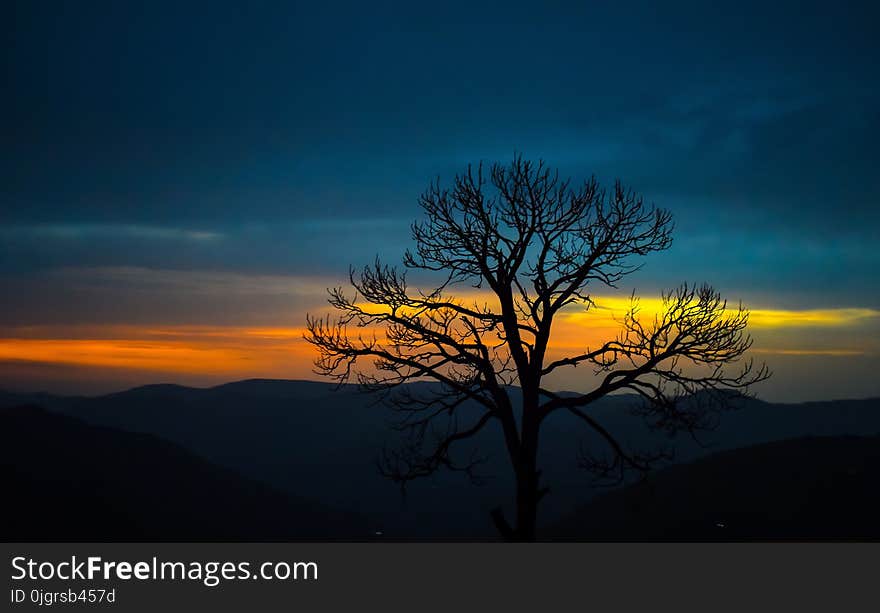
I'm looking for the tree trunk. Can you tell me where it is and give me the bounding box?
[514,455,538,541]
[514,405,540,542]
[490,387,543,542]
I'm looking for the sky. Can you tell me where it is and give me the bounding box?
[1,1,878,400]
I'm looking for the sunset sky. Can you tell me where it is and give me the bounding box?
[2,1,878,400]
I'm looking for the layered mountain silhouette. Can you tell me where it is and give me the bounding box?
[0,405,369,541]
[550,435,880,541]
[1,379,879,540]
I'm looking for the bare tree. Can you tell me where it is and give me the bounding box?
[306,156,769,541]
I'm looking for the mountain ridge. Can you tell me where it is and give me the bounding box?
[5,376,878,403]
[1,380,878,538]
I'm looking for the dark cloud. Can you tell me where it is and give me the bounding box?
[1,0,878,314]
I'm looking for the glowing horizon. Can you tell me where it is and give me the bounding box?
[1,298,875,389]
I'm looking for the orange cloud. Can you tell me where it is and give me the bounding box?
[0,295,876,385]
[0,326,316,379]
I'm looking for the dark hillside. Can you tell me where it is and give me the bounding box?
[0,405,370,541]
[550,435,880,541]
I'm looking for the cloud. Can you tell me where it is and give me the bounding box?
[751,349,866,357]
[557,296,880,330]
[0,266,343,328]
[747,308,880,328]
[1,288,877,398]
[0,223,223,242]
[0,325,316,379]
[54,266,332,297]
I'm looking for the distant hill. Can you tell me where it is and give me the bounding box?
[549,435,880,541]
[0,380,516,538]
[1,379,879,538]
[0,405,370,541]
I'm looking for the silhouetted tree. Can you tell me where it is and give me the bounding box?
[306,157,769,541]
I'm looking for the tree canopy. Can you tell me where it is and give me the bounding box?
[306,156,769,540]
